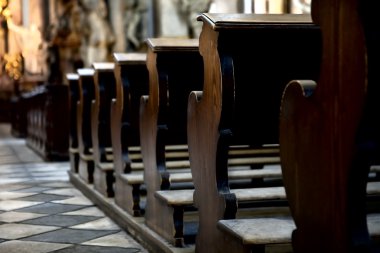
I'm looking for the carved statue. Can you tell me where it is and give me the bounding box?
[6,19,47,77]
[79,0,115,66]
[48,0,84,83]
[179,0,212,38]
[123,0,148,51]
[291,0,311,13]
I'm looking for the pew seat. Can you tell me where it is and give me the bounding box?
[217,213,380,253]
[155,181,380,248]
[155,186,287,206]
[120,164,284,218]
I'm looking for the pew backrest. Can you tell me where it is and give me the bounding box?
[187,13,321,253]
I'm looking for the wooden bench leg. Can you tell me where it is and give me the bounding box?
[173,206,185,247]
[79,159,94,184]
[94,168,114,198]
[114,177,143,217]
[70,152,79,173]
[132,184,143,216]
[106,170,115,197]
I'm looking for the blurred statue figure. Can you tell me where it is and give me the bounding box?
[179,0,212,38]
[124,0,148,51]
[7,19,47,76]
[291,0,311,13]
[80,0,115,66]
[48,0,84,83]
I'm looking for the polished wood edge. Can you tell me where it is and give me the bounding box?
[92,62,115,71]
[146,38,199,52]
[198,13,314,30]
[66,73,79,80]
[113,52,147,64]
[77,68,95,76]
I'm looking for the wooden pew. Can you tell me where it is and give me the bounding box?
[139,38,204,246]
[187,13,321,253]
[24,86,46,156]
[112,53,149,216]
[77,68,96,183]
[91,62,116,198]
[141,37,291,247]
[24,84,69,161]
[67,73,80,173]
[279,0,380,252]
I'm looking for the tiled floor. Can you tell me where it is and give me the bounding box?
[0,124,149,253]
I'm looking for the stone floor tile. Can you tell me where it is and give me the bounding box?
[14,186,52,193]
[29,172,68,178]
[16,193,71,202]
[61,206,106,217]
[39,182,73,188]
[52,196,94,206]
[32,177,70,182]
[0,148,13,156]
[0,183,29,192]
[22,228,118,244]
[0,200,42,211]
[4,173,31,178]
[0,167,26,173]
[28,164,67,169]
[44,188,84,197]
[0,157,21,164]
[52,245,142,253]
[21,214,101,227]
[0,211,47,223]
[82,231,148,251]
[0,223,60,239]
[0,240,71,253]
[15,202,86,214]
[0,124,149,252]
[0,178,32,184]
[70,217,120,230]
[0,191,37,200]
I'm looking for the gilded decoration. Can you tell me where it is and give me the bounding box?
[1,0,23,81]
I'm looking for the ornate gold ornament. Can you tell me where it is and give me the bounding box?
[0,0,10,19]
[4,53,23,80]
[1,0,23,80]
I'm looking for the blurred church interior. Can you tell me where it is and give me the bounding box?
[0,0,311,126]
